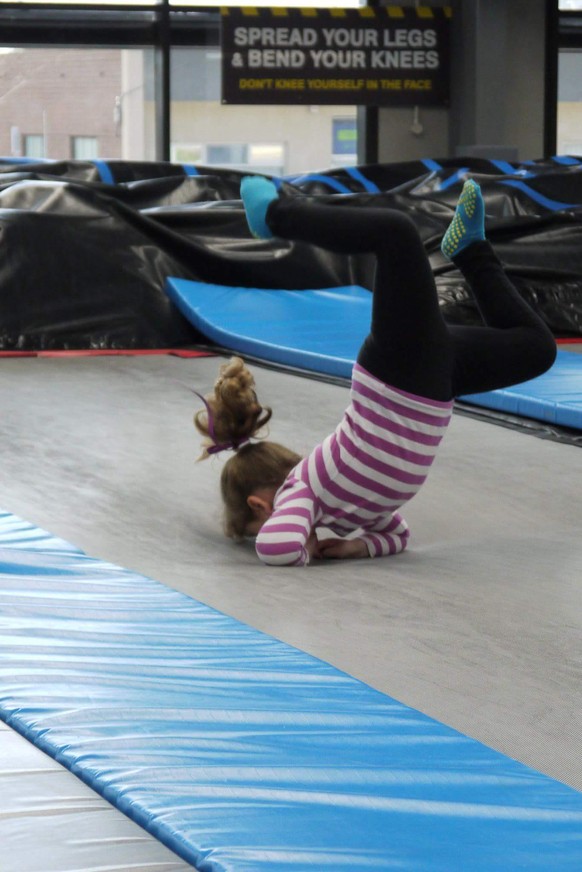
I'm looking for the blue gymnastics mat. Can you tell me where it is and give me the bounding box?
[166,277,582,430]
[166,278,369,379]
[1,509,582,872]
[461,349,582,429]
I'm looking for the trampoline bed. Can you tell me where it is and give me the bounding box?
[0,353,581,870]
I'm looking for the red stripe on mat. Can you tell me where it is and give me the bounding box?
[557,338,582,344]
[0,349,216,358]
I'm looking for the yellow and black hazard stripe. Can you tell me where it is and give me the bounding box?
[222,7,452,21]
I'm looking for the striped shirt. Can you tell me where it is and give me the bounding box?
[255,363,454,567]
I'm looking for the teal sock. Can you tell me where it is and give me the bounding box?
[441,178,485,259]
[240,176,278,239]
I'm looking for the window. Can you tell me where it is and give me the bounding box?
[249,143,285,174]
[170,141,285,175]
[207,143,247,166]
[0,7,360,169]
[71,135,99,159]
[558,50,582,156]
[0,47,151,161]
[171,143,204,164]
[23,134,45,159]
[165,45,356,175]
[332,118,358,158]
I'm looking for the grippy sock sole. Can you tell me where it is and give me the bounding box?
[441,179,485,260]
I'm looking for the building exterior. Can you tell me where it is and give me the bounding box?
[0,46,357,174]
[0,48,122,160]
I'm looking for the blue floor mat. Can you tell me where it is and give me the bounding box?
[166,278,369,379]
[1,510,582,872]
[166,277,582,430]
[461,349,582,429]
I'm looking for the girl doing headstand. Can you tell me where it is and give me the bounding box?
[194,178,556,566]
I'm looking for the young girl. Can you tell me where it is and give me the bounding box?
[194,178,556,566]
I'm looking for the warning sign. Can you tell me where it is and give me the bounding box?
[221,6,451,106]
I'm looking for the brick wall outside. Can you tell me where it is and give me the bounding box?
[0,48,122,159]
[0,45,357,172]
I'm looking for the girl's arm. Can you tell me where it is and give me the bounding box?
[317,512,410,560]
[255,481,317,567]
[309,512,410,561]
[359,511,410,558]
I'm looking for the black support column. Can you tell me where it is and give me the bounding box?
[155,0,171,162]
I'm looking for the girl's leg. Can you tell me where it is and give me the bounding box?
[439,178,557,395]
[241,179,454,400]
[448,242,557,396]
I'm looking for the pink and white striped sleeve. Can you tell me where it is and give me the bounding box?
[255,479,317,567]
[359,511,411,558]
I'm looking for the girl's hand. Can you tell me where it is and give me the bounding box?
[316,537,369,560]
[306,530,321,560]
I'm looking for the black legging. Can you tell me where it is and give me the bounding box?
[267,198,557,401]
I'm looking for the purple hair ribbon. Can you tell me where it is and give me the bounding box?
[190,388,250,455]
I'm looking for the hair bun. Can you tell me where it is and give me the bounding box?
[193,357,272,458]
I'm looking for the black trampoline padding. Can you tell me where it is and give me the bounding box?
[2,155,582,349]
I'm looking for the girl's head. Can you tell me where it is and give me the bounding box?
[194,357,301,539]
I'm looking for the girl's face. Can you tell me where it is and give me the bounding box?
[245,516,266,537]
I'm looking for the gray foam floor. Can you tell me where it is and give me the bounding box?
[1,353,581,797]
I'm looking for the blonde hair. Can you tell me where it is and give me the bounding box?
[194,357,301,539]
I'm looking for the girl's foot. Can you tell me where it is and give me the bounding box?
[441,178,485,259]
[240,176,278,239]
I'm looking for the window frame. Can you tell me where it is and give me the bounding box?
[0,1,568,164]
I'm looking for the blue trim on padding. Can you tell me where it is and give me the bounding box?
[551,155,582,166]
[283,173,353,193]
[181,164,199,176]
[499,178,579,211]
[0,156,53,164]
[1,511,582,871]
[165,279,582,431]
[344,166,381,193]
[490,159,517,175]
[437,168,469,191]
[91,160,115,185]
[422,158,443,172]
